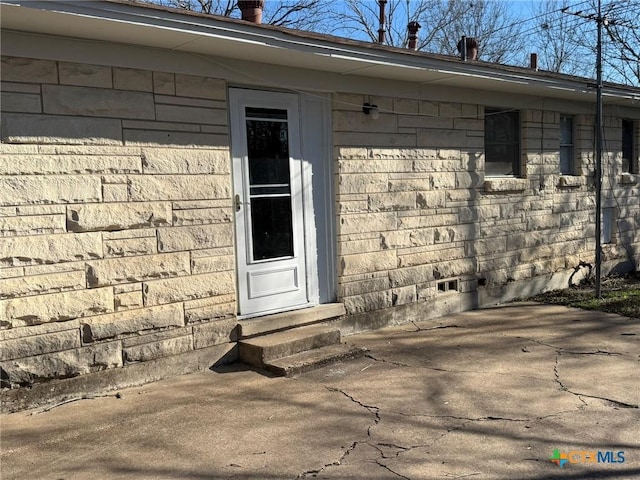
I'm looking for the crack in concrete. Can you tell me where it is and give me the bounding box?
[554,354,638,409]
[404,409,582,420]
[304,334,635,479]
[296,436,428,480]
[28,392,123,415]
[410,322,463,332]
[364,353,413,368]
[567,391,638,409]
[554,354,588,407]
[363,353,489,376]
[375,442,411,457]
[326,386,381,435]
[396,412,530,423]
[375,459,412,479]
[393,408,589,445]
[296,387,385,478]
[431,421,469,445]
[364,352,548,381]
[297,393,429,479]
[297,439,426,479]
[296,441,358,478]
[308,388,441,479]
[442,472,482,478]
[553,354,566,390]
[371,441,431,461]
[521,337,622,356]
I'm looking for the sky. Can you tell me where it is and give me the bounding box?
[152,0,638,85]
[319,0,637,85]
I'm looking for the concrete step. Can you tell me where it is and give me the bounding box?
[239,324,341,369]
[266,344,368,377]
[239,303,346,339]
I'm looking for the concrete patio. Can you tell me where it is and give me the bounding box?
[1,302,638,479]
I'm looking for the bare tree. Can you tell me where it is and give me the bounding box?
[602,0,640,85]
[523,0,639,85]
[331,0,459,50]
[330,1,525,63]
[137,0,639,85]
[526,0,592,76]
[433,0,526,64]
[140,0,333,30]
[148,0,235,16]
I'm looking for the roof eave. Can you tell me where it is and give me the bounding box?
[2,0,639,104]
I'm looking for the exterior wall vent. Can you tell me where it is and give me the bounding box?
[437,279,459,293]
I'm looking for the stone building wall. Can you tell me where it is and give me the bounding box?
[0,56,237,391]
[1,53,639,403]
[333,93,640,319]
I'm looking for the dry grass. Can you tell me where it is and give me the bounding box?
[529,272,640,319]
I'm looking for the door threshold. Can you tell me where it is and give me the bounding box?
[237,302,314,321]
[238,303,346,338]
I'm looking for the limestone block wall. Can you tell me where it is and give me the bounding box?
[0,56,236,390]
[333,93,640,317]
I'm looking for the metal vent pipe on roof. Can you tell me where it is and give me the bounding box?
[378,0,387,44]
[238,0,264,24]
[530,53,539,70]
[407,21,421,50]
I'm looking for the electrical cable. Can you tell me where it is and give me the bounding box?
[519,7,637,83]
[481,0,594,36]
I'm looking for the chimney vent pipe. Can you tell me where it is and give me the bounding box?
[407,21,421,50]
[378,0,387,44]
[457,36,478,61]
[530,53,539,70]
[238,0,264,24]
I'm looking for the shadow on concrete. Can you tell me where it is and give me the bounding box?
[2,303,638,479]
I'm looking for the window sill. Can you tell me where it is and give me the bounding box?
[557,175,584,187]
[484,178,528,192]
[620,173,638,185]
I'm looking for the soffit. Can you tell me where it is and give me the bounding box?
[1,1,638,105]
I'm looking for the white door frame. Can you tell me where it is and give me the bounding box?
[299,92,336,305]
[229,87,335,318]
[229,88,310,318]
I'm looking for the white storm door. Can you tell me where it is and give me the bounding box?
[229,89,308,317]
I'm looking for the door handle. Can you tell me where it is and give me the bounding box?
[235,194,244,212]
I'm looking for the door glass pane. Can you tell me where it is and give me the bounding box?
[245,107,294,261]
[246,107,287,120]
[251,197,294,260]
[246,109,290,186]
[250,185,290,195]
